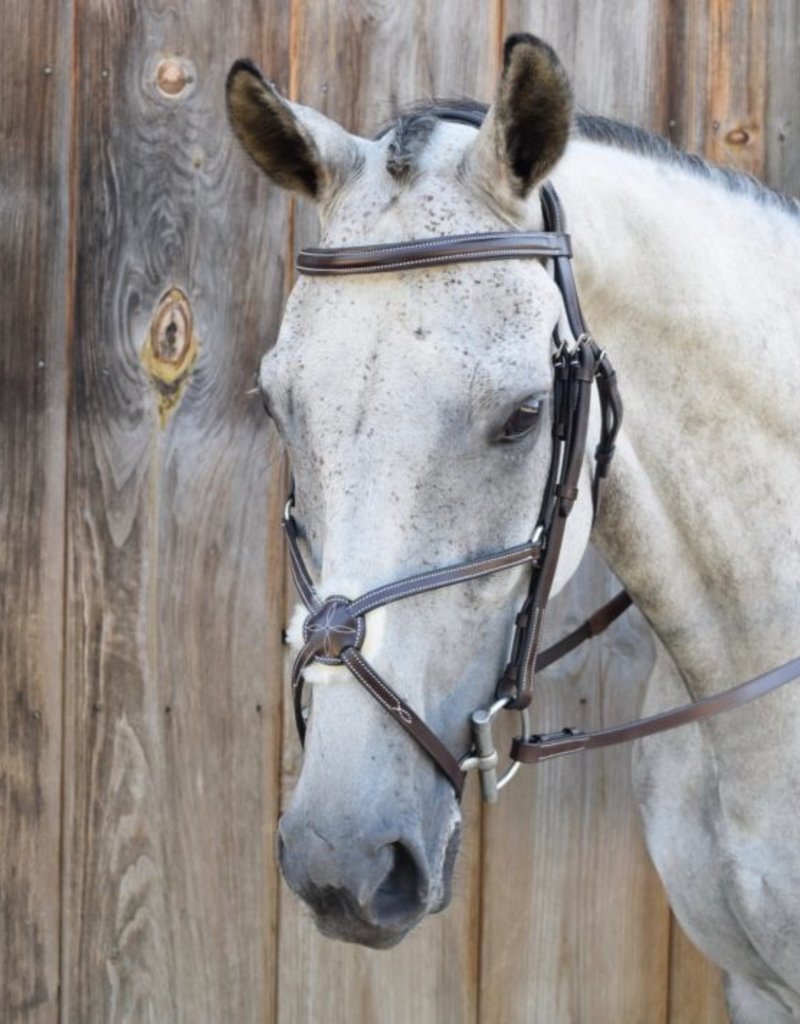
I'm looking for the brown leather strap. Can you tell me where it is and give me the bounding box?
[290,638,465,797]
[341,648,465,797]
[497,337,601,710]
[591,350,623,519]
[349,539,542,616]
[284,513,322,612]
[511,652,800,763]
[291,638,321,738]
[284,509,542,617]
[297,232,571,276]
[540,182,589,340]
[535,590,633,671]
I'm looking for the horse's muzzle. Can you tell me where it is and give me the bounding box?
[277,813,435,948]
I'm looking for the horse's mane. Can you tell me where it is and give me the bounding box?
[381,99,800,222]
[575,113,800,221]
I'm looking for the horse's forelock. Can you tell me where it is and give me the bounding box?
[378,100,488,181]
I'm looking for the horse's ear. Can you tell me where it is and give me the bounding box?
[226,59,363,200]
[467,35,573,199]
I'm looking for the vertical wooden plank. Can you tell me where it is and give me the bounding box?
[0,1,72,1020]
[705,0,767,174]
[669,920,728,1024]
[275,5,499,1023]
[663,0,710,149]
[61,2,289,1020]
[290,1,501,134]
[505,0,669,131]
[765,1,800,195]
[667,0,768,176]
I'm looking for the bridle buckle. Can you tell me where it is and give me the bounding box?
[460,697,531,803]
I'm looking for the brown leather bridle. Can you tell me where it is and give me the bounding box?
[281,114,800,803]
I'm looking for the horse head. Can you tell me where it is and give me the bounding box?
[227,35,595,948]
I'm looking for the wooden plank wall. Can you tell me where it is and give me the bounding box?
[1,2,72,1021]
[1,1,797,1022]
[59,3,290,1021]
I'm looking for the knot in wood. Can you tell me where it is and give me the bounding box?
[156,58,193,98]
[725,127,751,147]
[141,287,199,424]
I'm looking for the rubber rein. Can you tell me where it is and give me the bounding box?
[284,178,800,804]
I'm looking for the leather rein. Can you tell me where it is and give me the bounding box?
[282,123,800,803]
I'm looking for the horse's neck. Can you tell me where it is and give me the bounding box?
[552,140,800,696]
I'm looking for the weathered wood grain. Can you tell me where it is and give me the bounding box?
[505,0,668,131]
[669,918,729,1024]
[60,1,290,1020]
[667,0,768,176]
[291,0,501,134]
[765,1,800,196]
[0,1,72,1020]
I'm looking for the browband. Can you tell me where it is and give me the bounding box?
[297,232,571,276]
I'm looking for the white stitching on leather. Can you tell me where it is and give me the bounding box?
[353,546,537,614]
[521,607,544,692]
[300,232,568,260]
[346,651,413,724]
[287,544,319,610]
[298,249,564,275]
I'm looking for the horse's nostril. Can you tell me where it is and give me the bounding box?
[371,842,426,924]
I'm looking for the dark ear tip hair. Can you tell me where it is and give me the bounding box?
[502,33,559,71]
[226,58,267,93]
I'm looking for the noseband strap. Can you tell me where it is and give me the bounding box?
[284,510,544,798]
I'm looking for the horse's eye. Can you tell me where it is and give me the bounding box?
[498,399,542,442]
